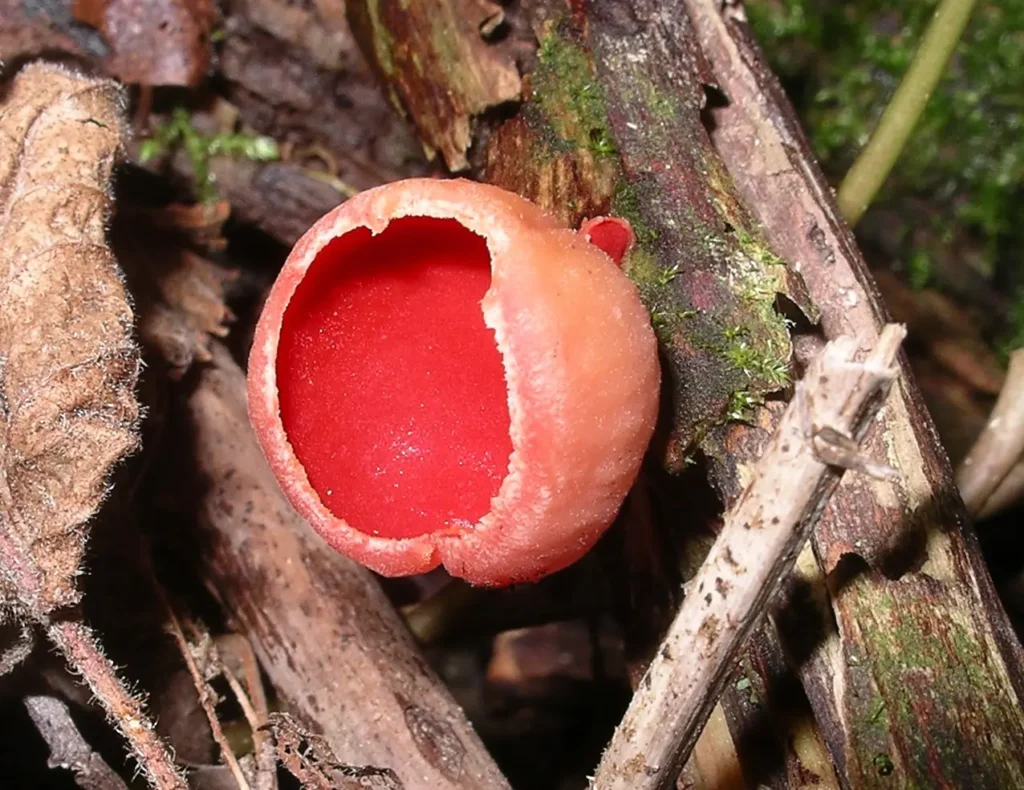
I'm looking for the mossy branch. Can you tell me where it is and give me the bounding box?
[837,0,979,224]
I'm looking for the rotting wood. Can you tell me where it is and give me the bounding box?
[594,325,906,790]
[347,0,521,171]
[183,343,512,790]
[683,1,1024,786]
[343,0,1024,787]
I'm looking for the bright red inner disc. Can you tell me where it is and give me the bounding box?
[277,217,513,540]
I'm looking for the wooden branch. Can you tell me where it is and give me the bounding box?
[957,349,1024,515]
[185,343,511,790]
[594,325,905,790]
[25,694,131,790]
[979,460,1024,520]
[682,1,1024,785]
[164,607,251,790]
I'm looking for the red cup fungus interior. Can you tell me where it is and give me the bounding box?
[276,217,513,540]
[249,178,661,586]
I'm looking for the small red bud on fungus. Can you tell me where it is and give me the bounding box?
[579,216,635,266]
[247,178,660,586]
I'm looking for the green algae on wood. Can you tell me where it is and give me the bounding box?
[348,1,815,467]
[347,0,521,170]
[485,26,620,227]
[487,13,814,466]
[831,575,1024,788]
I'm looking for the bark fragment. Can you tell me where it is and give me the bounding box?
[347,0,522,171]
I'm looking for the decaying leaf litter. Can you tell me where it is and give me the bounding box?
[1,1,1024,789]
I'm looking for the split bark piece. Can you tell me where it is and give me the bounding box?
[347,0,522,171]
[594,324,905,790]
[186,342,511,790]
[25,694,131,790]
[957,349,1024,515]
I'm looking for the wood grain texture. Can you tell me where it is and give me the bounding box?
[187,344,511,790]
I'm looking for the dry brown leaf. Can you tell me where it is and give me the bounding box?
[0,0,214,87]
[91,0,216,87]
[0,61,140,618]
[0,62,186,790]
[115,218,237,376]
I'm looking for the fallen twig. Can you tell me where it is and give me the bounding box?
[47,619,186,790]
[25,694,130,790]
[164,607,250,790]
[979,460,1024,520]
[218,634,278,790]
[592,324,906,790]
[957,349,1024,516]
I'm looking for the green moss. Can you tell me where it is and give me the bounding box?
[873,753,895,777]
[747,0,1024,350]
[907,248,933,290]
[611,181,660,247]
[721,327,790,389]
[624,246,661,287]
[735,226,787,271]
[140,108,280,203]
[642,79,680,121]
[532,29,619,157]
[727,389,761,422]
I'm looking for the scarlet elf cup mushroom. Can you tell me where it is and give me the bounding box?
[247,179,660,586]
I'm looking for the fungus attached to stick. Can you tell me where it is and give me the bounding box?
[248,179,659,586]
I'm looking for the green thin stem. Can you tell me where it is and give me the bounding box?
[837,0,979,225]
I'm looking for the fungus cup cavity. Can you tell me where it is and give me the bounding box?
[248,179,660,586]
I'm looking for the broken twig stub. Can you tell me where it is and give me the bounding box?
[593,324,906,790]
